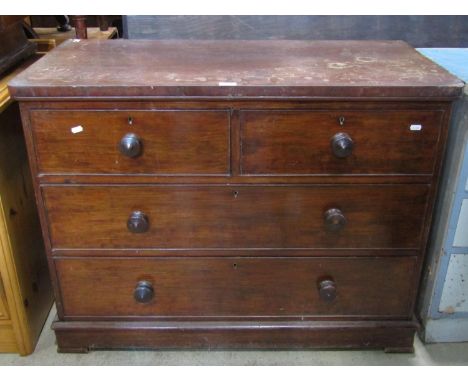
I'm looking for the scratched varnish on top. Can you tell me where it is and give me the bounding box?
[8,40,464,99]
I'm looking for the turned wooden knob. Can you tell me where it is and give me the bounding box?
[133,281,154,304]
[331,132,354,158]
[127,211,149,233]
[119,133,142,158]
[324,208,346,232]
[319,279,337,302]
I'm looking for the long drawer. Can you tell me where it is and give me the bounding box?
[241,109,444,175]
[55,256,417,318]
[30,109,230,175]
[43,184,429,250]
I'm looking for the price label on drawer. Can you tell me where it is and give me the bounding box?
[70,125,84,134]
[410,124,423,131]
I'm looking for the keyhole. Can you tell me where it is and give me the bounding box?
[233,191,239,198]
[338,116,345,126]
[128,116,133,125]
[233,263,238,269]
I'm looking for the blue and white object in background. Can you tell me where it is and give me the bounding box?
[417,48,468,342]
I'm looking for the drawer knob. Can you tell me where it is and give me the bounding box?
[134,281,154,304]
[324,208,346,232]
[331,132,354,158]
[319,279,337,303]
[119,133,142,158]
[127,211,149,233]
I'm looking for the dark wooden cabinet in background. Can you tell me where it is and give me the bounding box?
[8,40,463,352]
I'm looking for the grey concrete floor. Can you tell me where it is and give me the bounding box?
[1,305,468,365]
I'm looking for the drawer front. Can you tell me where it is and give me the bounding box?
[241,109,443,175]
[43,185,429,249]
[30,110,230,175]
[55,256,416,318]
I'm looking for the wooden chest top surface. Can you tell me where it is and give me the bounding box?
[8,39,464,99]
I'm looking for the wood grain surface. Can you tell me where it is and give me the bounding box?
[55,256,417,318]
[31,109,230,175]
[42,184,429,250]
[52,318,418,352]
[8,40,464,99]
[241,109,443,175]
[11,40,460,351]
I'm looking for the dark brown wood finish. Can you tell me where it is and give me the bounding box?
[52,318,418,353]
[30,109,230,175]
[8,40,462,352]
[241,109,444,175]
[18,99,451,184]
[51,249,419,258]
[42,185,429,250]
[8,40,464,99]
[406,103,455,317]
[29,107,444,176]
[55,256,416,318]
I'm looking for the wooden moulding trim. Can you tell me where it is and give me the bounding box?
[20,99,455,110]
[52,318,419,331]
[51,249,420,257]
[52,317,418,352]
[8,94,464,102]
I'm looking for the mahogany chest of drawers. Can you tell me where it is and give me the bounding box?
[8,40,463,352]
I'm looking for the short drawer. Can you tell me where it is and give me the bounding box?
[30,109,230,175]
[55,256,417,318]
[240,109,444,175]
[43,184,429,249]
